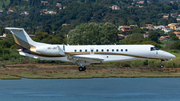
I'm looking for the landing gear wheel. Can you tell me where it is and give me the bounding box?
[161,65,164,68]
[78,67,83,71]
[78,67,86,71]
[160,60,164,68]
[83,67,86,71]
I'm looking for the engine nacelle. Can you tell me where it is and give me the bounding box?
[31,45,65,56]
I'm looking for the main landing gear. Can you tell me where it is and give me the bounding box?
[78,67,86,71]
[161,59,164,68]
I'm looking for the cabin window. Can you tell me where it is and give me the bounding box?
[85,49,87,52]
[74,50,77,52]
[112,49,114,52]
[96,49,98,52]
[107,49,109,52]
[125,49,128,52]
[116,49,119,52]
[80,49,82,52]
[101,49,104,52]
[150,47,159,51]
[121,49,123,52]
[91,49,93,52]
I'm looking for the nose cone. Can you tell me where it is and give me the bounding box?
[165,52,176,59]
[159,50,176,60]
[171,54,176,58]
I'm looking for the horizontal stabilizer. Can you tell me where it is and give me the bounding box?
[5,27,24,31]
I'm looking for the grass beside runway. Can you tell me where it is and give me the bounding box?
[0,64,180,80]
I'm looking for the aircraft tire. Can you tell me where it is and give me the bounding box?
[161,65,164,68]
[78,67,83,71]
[83,67,86,71]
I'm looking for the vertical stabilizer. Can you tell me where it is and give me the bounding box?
[5,27,48,49]
[5,27,36,49]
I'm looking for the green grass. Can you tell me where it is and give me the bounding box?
[1,65,180,80]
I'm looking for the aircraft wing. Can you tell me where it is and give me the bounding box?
[67,55,104,63]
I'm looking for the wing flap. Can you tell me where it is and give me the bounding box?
[67,55,104,62]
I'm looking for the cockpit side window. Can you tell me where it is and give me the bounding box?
[154,47,159,50]
[150,47,159,51]
[150,47,154,51]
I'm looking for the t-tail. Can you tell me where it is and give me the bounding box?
[5,27,65,58]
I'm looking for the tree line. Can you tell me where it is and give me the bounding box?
[0,0,180,35]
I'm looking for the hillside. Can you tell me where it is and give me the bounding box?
[0,0,179,34]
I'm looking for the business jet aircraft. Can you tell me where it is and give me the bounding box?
[5,27,176,71]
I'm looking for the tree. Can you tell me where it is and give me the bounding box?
[43,25,52,34]
[0,26,5,35]
[131,27,144,34]
[164,5,172,12]
[164,20,168,26]
[67,22,118,45]
[172,2,178,10]
[168,32,176,37]
[119,33,145,45]
[152,0,157,4]
[173,18,177,23]
[144,0,148,6]
[2,2,5,8]
[33,32,49,41]
[170,40,180,50]
[170,36,179,41]
[33,32,63,44]
[130,33,144,40]
[148,33,158,43]
[0,40,12,48]
[124,18,128,25]
[141,41,160,48]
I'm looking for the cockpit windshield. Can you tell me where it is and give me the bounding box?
[150,47,159,51]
